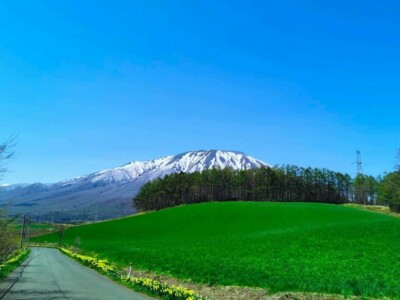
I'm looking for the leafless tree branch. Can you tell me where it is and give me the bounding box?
[0,134,17,181]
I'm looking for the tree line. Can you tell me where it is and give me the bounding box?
[377,150,400,212]
[134,165,356,211]
[134,150,400,213]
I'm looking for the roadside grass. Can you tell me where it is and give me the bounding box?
[0,249,30,281]
[33,202,400,298]
[58,247,210,300]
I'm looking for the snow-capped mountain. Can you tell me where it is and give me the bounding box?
[0,150,268,221]
[0,183,30,191]
[65,150,267,187]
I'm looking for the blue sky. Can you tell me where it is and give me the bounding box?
[1,0,399,183]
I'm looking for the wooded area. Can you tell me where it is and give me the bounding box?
[377,151,400,212]
[134,165,359,211]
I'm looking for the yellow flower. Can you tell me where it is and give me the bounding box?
[59,248,211,300]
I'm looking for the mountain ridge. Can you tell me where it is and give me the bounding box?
[0,150,268,221]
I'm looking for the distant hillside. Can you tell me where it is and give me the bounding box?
[33,202,400,298]
[0,150,268,221]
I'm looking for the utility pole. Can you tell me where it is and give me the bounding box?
[26,215,30,247]
[20,214,26,249]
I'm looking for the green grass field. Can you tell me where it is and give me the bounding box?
[14,223,54,230]
[33,202,400,297]
[13,223,55,237]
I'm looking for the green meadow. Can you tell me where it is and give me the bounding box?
[13,223,55,238]
[34,202,400,297]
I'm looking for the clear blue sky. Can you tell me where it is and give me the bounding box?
[1,0,399,184]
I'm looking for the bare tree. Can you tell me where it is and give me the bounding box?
[0,137,17,260]
[0,136,16,181]
[0,210,17,261]
[74,236,81,247]
[56,224,66,246]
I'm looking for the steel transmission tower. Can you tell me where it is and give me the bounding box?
[356,150,363,175]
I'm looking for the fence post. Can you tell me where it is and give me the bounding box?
[128,262,132,277]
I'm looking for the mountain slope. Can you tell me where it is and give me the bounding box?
[0,150,268,221]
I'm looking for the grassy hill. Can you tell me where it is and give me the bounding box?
[33,202,400,297]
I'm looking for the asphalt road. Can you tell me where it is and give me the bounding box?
[0,247,153,300]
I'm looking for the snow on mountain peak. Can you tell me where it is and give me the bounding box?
[164,150,267,172]
[79,150,268,186]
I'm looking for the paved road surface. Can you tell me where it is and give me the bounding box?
[0,247,153,300]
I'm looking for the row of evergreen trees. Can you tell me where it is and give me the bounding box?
[379,171,400,212]
[377,151,400,212]
[134,165,358,211]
